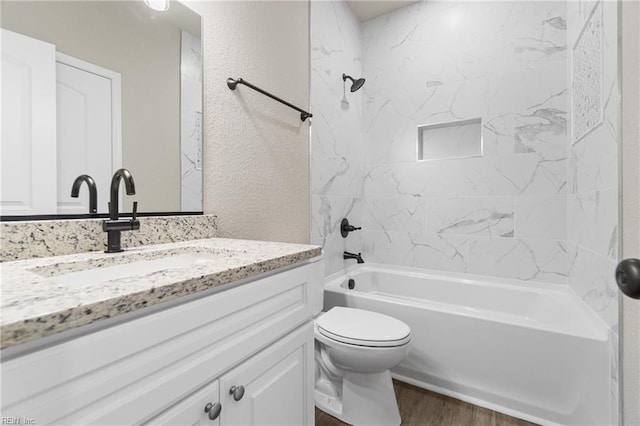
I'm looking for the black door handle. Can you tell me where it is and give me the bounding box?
[616,258,640,299]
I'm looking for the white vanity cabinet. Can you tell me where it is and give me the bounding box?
[151,323,312,426]
[149,379,222,425]
[219,324,310,426]
[1,259,322,425]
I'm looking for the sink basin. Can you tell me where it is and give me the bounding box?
[48,254,217,286]
[28,247,238,285]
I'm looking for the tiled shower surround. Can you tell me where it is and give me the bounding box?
[311,0,571,282]
[567,0,620,421]
[311,1,619,421]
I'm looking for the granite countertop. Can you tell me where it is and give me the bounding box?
[0,238,321,349]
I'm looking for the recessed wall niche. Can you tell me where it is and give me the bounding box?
[417,118,483,161]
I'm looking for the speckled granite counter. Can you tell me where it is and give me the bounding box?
[0,238,321,349]
[0,214,218,262]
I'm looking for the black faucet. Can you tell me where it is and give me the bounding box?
[344,251,364,264]
[70,174,98,215]
[102,168,140,253]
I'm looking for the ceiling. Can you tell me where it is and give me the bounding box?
[345,0,421,22]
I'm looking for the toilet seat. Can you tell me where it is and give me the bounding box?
[316,307,411,348]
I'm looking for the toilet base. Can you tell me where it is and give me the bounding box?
[315,370,401,426]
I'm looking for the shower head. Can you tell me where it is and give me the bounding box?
[342,73,366,92]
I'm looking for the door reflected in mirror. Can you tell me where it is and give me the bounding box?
[1,0,202,217]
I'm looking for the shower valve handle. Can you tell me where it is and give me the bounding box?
[341,218,361,238]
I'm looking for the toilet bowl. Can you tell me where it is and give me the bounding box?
[314,306,411,426]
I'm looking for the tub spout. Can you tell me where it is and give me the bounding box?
[344,251,364,264]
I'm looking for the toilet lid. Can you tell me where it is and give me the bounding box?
[317,307,411,347]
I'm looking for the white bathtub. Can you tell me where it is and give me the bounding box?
[323,264,611,425]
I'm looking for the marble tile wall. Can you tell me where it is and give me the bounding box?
[358,1,569,284]
[567,1,619,423]
[310,0,618,297]
[312,0,570,284]
[567,0,619,331]
[180,30,203,211]
[310,0,365,275]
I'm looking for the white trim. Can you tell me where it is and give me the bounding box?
[620,0,640,424]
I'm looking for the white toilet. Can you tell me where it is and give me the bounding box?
[314,306,412,425]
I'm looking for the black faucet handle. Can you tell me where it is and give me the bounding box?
[341,218,362,238]
[130,201,140,231]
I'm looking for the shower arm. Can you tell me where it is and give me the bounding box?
[226,77,313,122]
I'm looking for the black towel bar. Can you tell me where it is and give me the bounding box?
[227,77,312,122]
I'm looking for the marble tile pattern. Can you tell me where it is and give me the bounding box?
[311,0,571,285]
[0,238,321,349]
[567,0,619,331]
[0,214,218,262]
[567,1,620,423]
[310,0,365,276]
[180,30,203,211]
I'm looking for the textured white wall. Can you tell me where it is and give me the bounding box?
[186,1,310,243]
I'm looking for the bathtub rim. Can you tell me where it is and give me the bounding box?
[324,262,609,341]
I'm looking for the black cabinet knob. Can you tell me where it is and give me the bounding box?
[204,402,222,420]
[616,258,640,299]
[230,385,245,401]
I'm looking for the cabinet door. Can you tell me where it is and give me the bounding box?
[148,380,221,426]
[220,323,314,426]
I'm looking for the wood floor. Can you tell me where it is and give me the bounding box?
[315,380,537,426]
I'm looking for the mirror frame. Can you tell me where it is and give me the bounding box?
[0,211,203,222]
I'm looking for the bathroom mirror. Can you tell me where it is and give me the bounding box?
[1,0,202,218]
